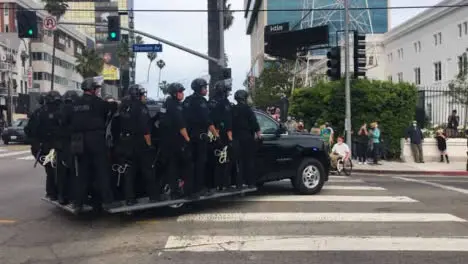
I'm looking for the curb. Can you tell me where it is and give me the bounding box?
[353,169,468,176]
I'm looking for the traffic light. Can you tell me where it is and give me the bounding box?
[326,46,341,81]
[353,32,366,78]
[16,11,38,38]
[107,16,120,41]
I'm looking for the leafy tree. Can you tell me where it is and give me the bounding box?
[117,38,131,69]
[75,49,104,78]
[251,62,294,109]
[135,35,144,44]
[43,0,68,19]
[447,53,468,130]
[290,79,418,158]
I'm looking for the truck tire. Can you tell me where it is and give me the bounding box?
[292,158,325,195]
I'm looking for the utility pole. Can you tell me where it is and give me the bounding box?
[344,0,352,148]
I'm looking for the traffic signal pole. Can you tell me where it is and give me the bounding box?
[344,0,352,148]
[59,22,224,66]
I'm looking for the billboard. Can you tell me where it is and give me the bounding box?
[95,0,120,83]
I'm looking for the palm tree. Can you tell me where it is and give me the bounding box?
[75,49,104,78]
[207,0,234,96]
[135,35,144,45]
[146,52,157,82]
[117,39,131,69]
[43,0,69,91]
[223,0,234,30]
[159,80,169,95]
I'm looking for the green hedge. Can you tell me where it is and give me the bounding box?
[290,79,418,158]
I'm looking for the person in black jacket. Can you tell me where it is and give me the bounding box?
[405,120,424,163]
[64,77,120,211]
[232,90,261,188]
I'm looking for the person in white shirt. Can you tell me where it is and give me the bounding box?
[330,136,350,168]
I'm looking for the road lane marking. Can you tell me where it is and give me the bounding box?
[225,195,418,202]
[0,219,16,224]
[177,212,465,222]
[164,235,468,251]
[0,150,30,158]
[328,179,363,183]
[395,177,468,195]
[17,156,34,160]
[324,186,386,190]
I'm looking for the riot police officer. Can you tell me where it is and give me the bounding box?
[113,84,159,205]
[55,90,80,205]
[183,78,219,197]
[232,90,261,188]
[25,93,47,161]
[159,83,191,199]
[36,91,63,201]
[208,80,233,191]
[65,77,119,211]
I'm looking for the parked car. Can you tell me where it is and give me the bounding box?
[1,118,29,144]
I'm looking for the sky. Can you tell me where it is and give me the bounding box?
[133,0,441,99]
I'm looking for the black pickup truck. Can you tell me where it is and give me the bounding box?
[148,101,330,195]
[253,109,329,194]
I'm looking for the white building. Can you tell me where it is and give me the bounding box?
[307,0,468,126]
[0,0,94,95]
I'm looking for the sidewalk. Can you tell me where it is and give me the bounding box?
[353,160,468,176]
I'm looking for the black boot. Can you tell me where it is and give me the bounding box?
[440,155,444,162]
[445,155,450,164]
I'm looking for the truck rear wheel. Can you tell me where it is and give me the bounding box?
[292,158,325,195]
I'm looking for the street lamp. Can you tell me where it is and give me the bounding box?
[156,59,166,98]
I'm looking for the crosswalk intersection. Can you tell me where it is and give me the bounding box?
[158,175,468,253]
[0,148,33,160]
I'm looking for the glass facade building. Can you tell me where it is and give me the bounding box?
[266,0,388,34]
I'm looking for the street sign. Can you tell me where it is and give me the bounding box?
[132,44,163,53]
[265,22,289,35]
[27,67,32,89]
[43,16,57,31]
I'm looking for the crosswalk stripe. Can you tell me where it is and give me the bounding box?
[176,212,466,222]
[226,195,418,202]
[0,150,30,158]
[17,156,34,160]
[323,186,385,190]
[328,178,363,183]
[164,235,468,251]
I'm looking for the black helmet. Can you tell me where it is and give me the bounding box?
[234,90,249,103]
[81,77,101,91]
[214,80,232,98]
[63,90,79,102]
[190,78,208,94]
[38,93,47,105]
[45,90,62,103]
[128,84,141,99]
[167,82,185,97]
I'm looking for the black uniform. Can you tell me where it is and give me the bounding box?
[113,85,159,205]
[65,78,117,210]
[207,81,233,190]
[232,90,260,187]
[55,91,80,205]
[183,78,213,195]
[24,93,47,164]
[36,91,63,200]
[159,83,191,198]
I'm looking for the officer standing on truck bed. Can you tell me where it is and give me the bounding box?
[159,83,191,199]
[183,78,219,198]
[208,80,234,191]
[65,77,119,211]
[232,90,261,188]
[113,84,159,205]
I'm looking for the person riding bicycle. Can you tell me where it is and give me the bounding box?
[330,136,350,169]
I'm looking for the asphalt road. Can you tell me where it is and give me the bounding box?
[1,150,468,264]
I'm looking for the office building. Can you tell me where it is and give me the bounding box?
[0,0,93,97]
[64,0,136,87]
[245,0,390,79]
